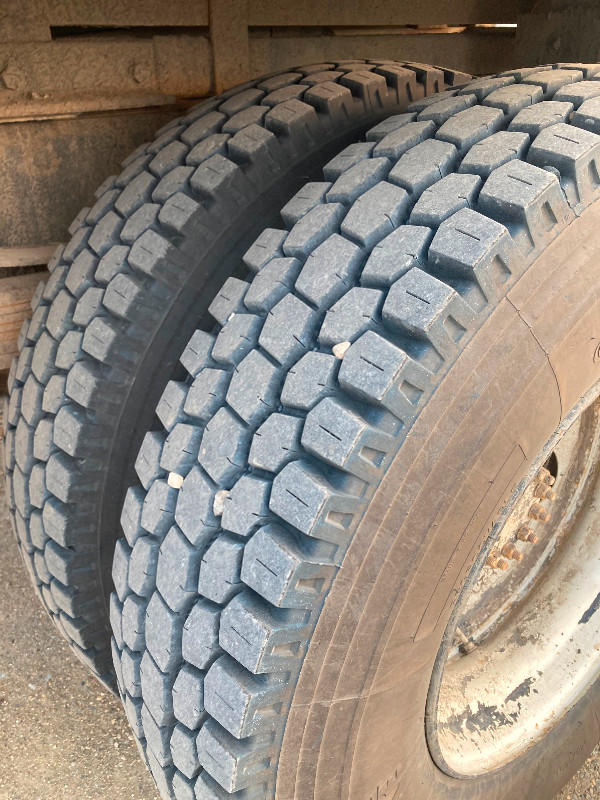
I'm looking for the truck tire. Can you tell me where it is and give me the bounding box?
[2,61,468,688]
[112,63,600,800]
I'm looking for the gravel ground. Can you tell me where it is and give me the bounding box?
[0,474,597,799]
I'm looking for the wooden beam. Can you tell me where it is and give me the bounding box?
[0,271,48,371]
[0,34,212,118]
[0,245,59,269]
[45,0,209,27]
[248,0,520,26]
[250,28,516,78]
[209,0,250,93]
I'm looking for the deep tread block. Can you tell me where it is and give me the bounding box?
[295,234,363,310]
[366,112,416,141]
[323,142,375,181]
[208,279,249,326]
[198,408,251,489]
[241,524,335,608]
[527,122,600,211]
[361,225,432,288]
[410,173,481,227]
[429,208,519,302]
[373,120,435,159]
[459,131,530,178]
[219,591,309,674]
[142,480,178,537]
[182,599,221,671]
[318,287,384,347]
[173,664,205,730]
[341,181,410,248]
[184,369,231,423]
[204,655,286,738]
[122,593,147,651]
[522,68,583,99]
[280,351,338,411]
[435,105,505,156]
[389,139,458,198]
[383,267,476,361]
[302,395,395,480]
[281,183,330,228]
[572,96,600,136]
[478,159,574,255]
[156,382,189,433]
[136,431,167,490]
[249,413,303,473]
[269,461,366,548]
[221,475,271,538]
[326,158,391,206]
[179,330,216,378]
[242,229,287,274]
[457,75,514,101]
[198,534,245,605]
[554,80,600,107]
[243,257,301,314]
[129,536,161,598]
[417,93,477,125]
[140,651,176,726]
[508,101,574,136]
[174,466,220,547]
[338,330,431,422]
[170,723,201,779]
[145,592,183,672]
[160,424,203,476]
[258,295,318,369]
[196,717,274,793]
[483,83,544,120]
[212,314,263,367]
[282,203,345,260]
[156,526,202,613]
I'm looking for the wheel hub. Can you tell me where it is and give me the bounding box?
[427,395,600,777]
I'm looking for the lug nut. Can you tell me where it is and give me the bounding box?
[537,467,556,486]
[529,502,551,522]
[486,550,510,570]
[534,484,557,501]
[517,525,539,544]
[502,542,524,562]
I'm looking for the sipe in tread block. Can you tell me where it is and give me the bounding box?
[107,63,600,800]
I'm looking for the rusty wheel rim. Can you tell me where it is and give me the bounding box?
[427,392,600,777]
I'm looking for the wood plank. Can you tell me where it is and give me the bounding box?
[45,0,209,27]
[0,271,48,371]
[0,93,177,124]
[249,28,516,78]
[248,0,520,26]
[210,0,250,93]
[0,0,51,43]
[0,34,211,118]
[0,245,59,269]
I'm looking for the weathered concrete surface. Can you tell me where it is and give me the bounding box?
[0,474,596,799]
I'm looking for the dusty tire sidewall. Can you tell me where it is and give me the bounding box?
[277,198,600,798]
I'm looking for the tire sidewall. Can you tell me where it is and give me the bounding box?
[277,201,600,799]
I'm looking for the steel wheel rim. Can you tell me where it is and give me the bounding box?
[426,390,600,778]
